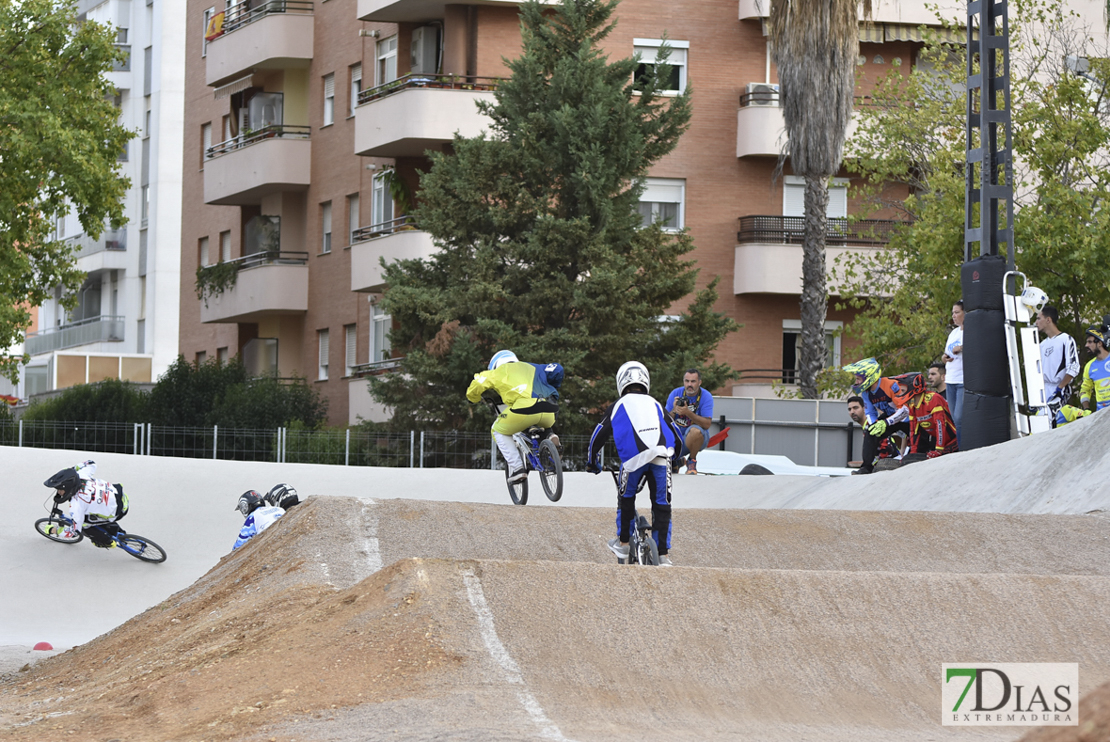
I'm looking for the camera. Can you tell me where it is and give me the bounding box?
[674,397,688,408]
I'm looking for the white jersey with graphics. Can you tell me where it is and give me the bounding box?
[1040,332,1080,389]
[66,461,122,528]
[233,506,285,550]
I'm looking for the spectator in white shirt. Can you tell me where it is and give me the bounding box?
[1036,305,1080,426]
[941,301,965,444]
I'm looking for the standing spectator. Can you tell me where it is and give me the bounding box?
[1036,305,1080,425]
[927,361,947,400]
[665,369,714,475]
[1080,325,1110,412]
[942,301,965,443]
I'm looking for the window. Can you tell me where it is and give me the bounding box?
[196,351,207,365]
[217,346,229,364]
[344,324,357,376]
[371,171,394,227]
[370,300,391,363]
[318,329,330,380]
[377,36,398,85]
[321,201,332,253]
[222,114,231,142]
[637,178,684,230]
[141,185,149,223]
[781,320,842,384]
[201,122,212,166]
[347,194,360,244]
[323,73,335,126]
[220,230,231,262]
[198,236,210,267]
[350,63,362,115]
[202,7,214,56]
[633,39,688,95]
[783,176,848,218]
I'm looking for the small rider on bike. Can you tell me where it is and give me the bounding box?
[233,490,285,550]
[466,350,564,483]
[43,460,129,548]
[586,361,681,566]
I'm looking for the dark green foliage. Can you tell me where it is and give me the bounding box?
[21,379,148,423]
[212,375,328,430]
[370,0,736,434]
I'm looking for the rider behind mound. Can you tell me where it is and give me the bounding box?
[586,361,681,566]
[233,490,285,550]
[465,350,564,483]
[43,460,129,548]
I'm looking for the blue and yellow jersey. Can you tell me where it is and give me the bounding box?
[1080,356,1110,411]
[466,361,564,406]
[1054,405,1092,427]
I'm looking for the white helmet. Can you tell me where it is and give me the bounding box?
[1020,285,1049,313]
[489,350,518,370]
[616,361,650,395]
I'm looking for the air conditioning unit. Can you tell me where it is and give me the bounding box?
[745,82,780,107]
[411,26,439,75]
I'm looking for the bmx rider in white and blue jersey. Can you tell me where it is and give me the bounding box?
[587,361,682,566]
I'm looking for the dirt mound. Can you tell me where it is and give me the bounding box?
[1019,679,1110,742]
[3,497,1110,742]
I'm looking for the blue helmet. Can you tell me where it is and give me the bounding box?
[488,350,518,370]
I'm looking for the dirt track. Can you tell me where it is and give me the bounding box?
[3,496,1109,741]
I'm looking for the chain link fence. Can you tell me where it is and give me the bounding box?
[0,419,604,470]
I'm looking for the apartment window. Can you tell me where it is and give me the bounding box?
[377,36,398,85]
[633,39,688,95]
[783,176,848,218]
[323,73,335,126]
[222,114,231,142]
[347,194,360,244]
[344,324,357,376]
[198,236,210,267]
[202,7,214,56]
[371,300,391,363]
[636,178,684,231]
[196,351,207,365]
[217,346,229,364]
[321,201,332,253]
[781,320,842,384]
[141,185,150,223]
[317,329,330,380]
[201,122,212,166]
[220,230,231,262]
[371,171,394,227]
[350,63,362,115]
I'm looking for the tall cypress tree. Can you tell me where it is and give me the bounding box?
[369,0,736,433]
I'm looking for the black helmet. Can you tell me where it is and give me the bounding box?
[235,490,264,517]
[266,483,299,509]
[44,467,81,502]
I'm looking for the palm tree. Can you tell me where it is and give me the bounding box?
[768,0,869,398]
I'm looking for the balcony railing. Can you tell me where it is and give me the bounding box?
[69,229,127,259]
[233,249,309,269]
[357,73,501,107]
[24,316,125,356]
[738,93,876,108]
[218,0,313,36]
[348,357,404,377]
[351,214,417,243]
[737,216,906,246]
[205,125,311,160]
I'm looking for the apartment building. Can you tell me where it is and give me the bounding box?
[13,0,186,401]
[179,0,972,426]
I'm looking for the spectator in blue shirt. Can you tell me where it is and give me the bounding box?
[665,368,714,475]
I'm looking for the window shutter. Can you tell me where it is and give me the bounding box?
[345,324,357,374]
[351,64,362,84]
[324,74,335,98]
[783,177,806,217]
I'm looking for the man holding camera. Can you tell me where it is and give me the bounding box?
[665,369,714,475]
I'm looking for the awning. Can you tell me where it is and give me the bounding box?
[885,23,975,44]
[213,74,255,100]
[859,22,883,43]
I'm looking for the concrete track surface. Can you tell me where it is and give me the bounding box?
[2,411,1110,740]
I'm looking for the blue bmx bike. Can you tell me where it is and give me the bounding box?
[35,504,167,563]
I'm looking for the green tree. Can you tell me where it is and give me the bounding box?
[838,0,1110,372]
[20,379,148,423]
[370,0,736,434]
[767,0,870,398]
[0,0,131,381]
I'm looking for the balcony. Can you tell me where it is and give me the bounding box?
[357,0,553,22]
[738,0,962,26]
[24,316,125,356]
[204,0,314,88]
[200,251,310,324]
[354,74,498,158]
[737,91,865,158]
[733,215,904,295]
[204,126,311,205]
[350,216,437,292]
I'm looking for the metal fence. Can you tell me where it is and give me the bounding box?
[0,419,603,471]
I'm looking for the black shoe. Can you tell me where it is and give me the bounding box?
[671,456,686,474]
[507,468,527,483]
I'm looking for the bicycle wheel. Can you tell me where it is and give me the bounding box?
[118,534,168,563]
[505,466,528,505]
[35,517,83,544]
[538,439,563,502]
[642,535,660,566]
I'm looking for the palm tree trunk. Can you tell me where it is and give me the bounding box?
[798,175,829,399]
